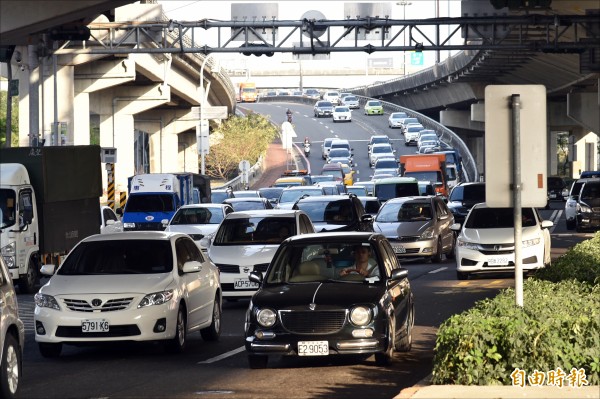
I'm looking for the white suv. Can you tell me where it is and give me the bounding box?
[203,210,315,300]
[1,256,25,398]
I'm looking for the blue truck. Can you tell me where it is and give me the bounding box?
[122,173,211,231]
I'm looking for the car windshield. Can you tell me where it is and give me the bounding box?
[321,170,344,180]
[171,207,224,225]
[376,201,432,222]
[407,126,423,133]
[547,178,565,189]
[372,137,390,145]
[318,102,333,107]
[211,191,230,203]
[375,159,397,169]
[368,101,381,106]
[259,188,283,200]
[450,184,485,202]
[335,107,350,112]
[345,96,357,101]
[229,201,266,211]
[265,242,382,284]
[58,240,173,275]
[296,200,353,223]
[404,118,419,124]
[580,182,600,200]
[213,217,297,245]
[391,113,407,119]
[465,208,537,228]
[279,189,323,203]
[404,171,442,183]
[125,193,175,212]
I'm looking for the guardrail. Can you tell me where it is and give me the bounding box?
[258,95,479,182]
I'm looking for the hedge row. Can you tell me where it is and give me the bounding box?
[432,232,600,386]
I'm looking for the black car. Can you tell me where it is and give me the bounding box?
[258,187,284,206]
[547,176,567,202]
[245,232,415,368]
[446,182,485,224]
[575,179,600,232]
[211,188,235,203]
[293,194,374,232]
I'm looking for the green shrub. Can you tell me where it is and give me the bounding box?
[534,231,600,285]
[432,279,600,385]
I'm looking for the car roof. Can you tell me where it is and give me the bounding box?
[178,203,230,209]
[224,197,266,203]
[375,177,418,184]
[283,186,324,191]
[224,209,302,219]
[84,231,182,242]
[383,195,435,204]
[284,231,384,244]
[297,194,351,202]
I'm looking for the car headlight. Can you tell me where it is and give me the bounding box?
[1,242,16,256]
[123,222,136,228]
[138,290,174,308]
[419,227,435,240]
[3,255,15,268]
[577,203,592,213]
[256,308,277,327]
[35,293,61,310]
[457,238,479,250]
[522,238,541,248]
[350,306,372,326]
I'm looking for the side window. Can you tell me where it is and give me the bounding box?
[300,214,314,233]
[435,199,447,217]
[175,239,192,274]
[381,240,400,276]
[183,238,204,263]
[19,189,34,224]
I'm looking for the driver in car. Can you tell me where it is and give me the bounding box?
[339,244,379,277]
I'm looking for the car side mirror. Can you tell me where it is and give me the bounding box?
[390,267,408,281]
[450,223,461,231]
[182,260,202,273]
[161,219,169,228]
[361,214,374,223]
[249,271,263,285]
[200,237,211,248]
[40,264,56,276]
[541,220,553,229]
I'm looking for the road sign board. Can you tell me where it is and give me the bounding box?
[239,160,251,172]
[484,85,547,207]
[410,52,424,66]
[192,106,228,120]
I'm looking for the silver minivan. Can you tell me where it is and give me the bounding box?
[1,256,25,398]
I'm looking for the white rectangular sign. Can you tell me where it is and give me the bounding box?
[484,85,547,207]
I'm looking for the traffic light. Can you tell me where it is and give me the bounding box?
[490,0,551,9]
[239,43,274,57]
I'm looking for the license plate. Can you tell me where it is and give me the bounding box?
[234,278,259,289]
[298,341,329,356]
[487,256,510,266]
[82,319,109,333]
[392,244,406,254]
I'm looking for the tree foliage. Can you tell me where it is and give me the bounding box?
[204,112,278,180]
[0,91,19,147]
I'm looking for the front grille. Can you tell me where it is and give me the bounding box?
[253,263,270,272]
[280,310,346,335]
[478,243,514,255]
[216,264,240,273]
[63,298,134,312]
[391,236,420,243]
[55,325,141,338]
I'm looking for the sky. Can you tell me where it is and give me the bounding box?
[157,1,462,85]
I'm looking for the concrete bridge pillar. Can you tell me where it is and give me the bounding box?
[91,84,170,194]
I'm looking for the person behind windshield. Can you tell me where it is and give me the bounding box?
[339,244,379,277]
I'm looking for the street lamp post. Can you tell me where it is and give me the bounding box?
[397,1,412,75]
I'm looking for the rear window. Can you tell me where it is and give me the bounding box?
[547,177,565,189]
[214,217,297,245]
[375,182,420,202]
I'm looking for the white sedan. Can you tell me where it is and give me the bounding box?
[34,232,222,357]
[332,106,352,122]
[452,204,553,280]
[165,204,235,249]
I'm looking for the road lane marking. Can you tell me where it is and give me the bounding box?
[456,281,470,287]
[549,210,562,234]
[429,267,447,274]
[198,346,246,364]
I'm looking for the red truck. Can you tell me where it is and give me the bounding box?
[399,154,449,197]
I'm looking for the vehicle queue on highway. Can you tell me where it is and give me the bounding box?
[2,93,598,399]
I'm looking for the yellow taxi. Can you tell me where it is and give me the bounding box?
[340,163,355,186]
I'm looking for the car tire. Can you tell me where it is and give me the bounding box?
[38,342,62,358]
[1,333,22,399]
[456,271,469,280]
[445,233,456,259]
[18,256,39,294]
[375,317,395,367]
[432,237,443,263]
[166,305,187,353]
[200,296,221,341]
[396,305,414,352]
[565,219,575,230]
[248,354,268,369]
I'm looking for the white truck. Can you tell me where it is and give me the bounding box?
[0,146,102,293]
